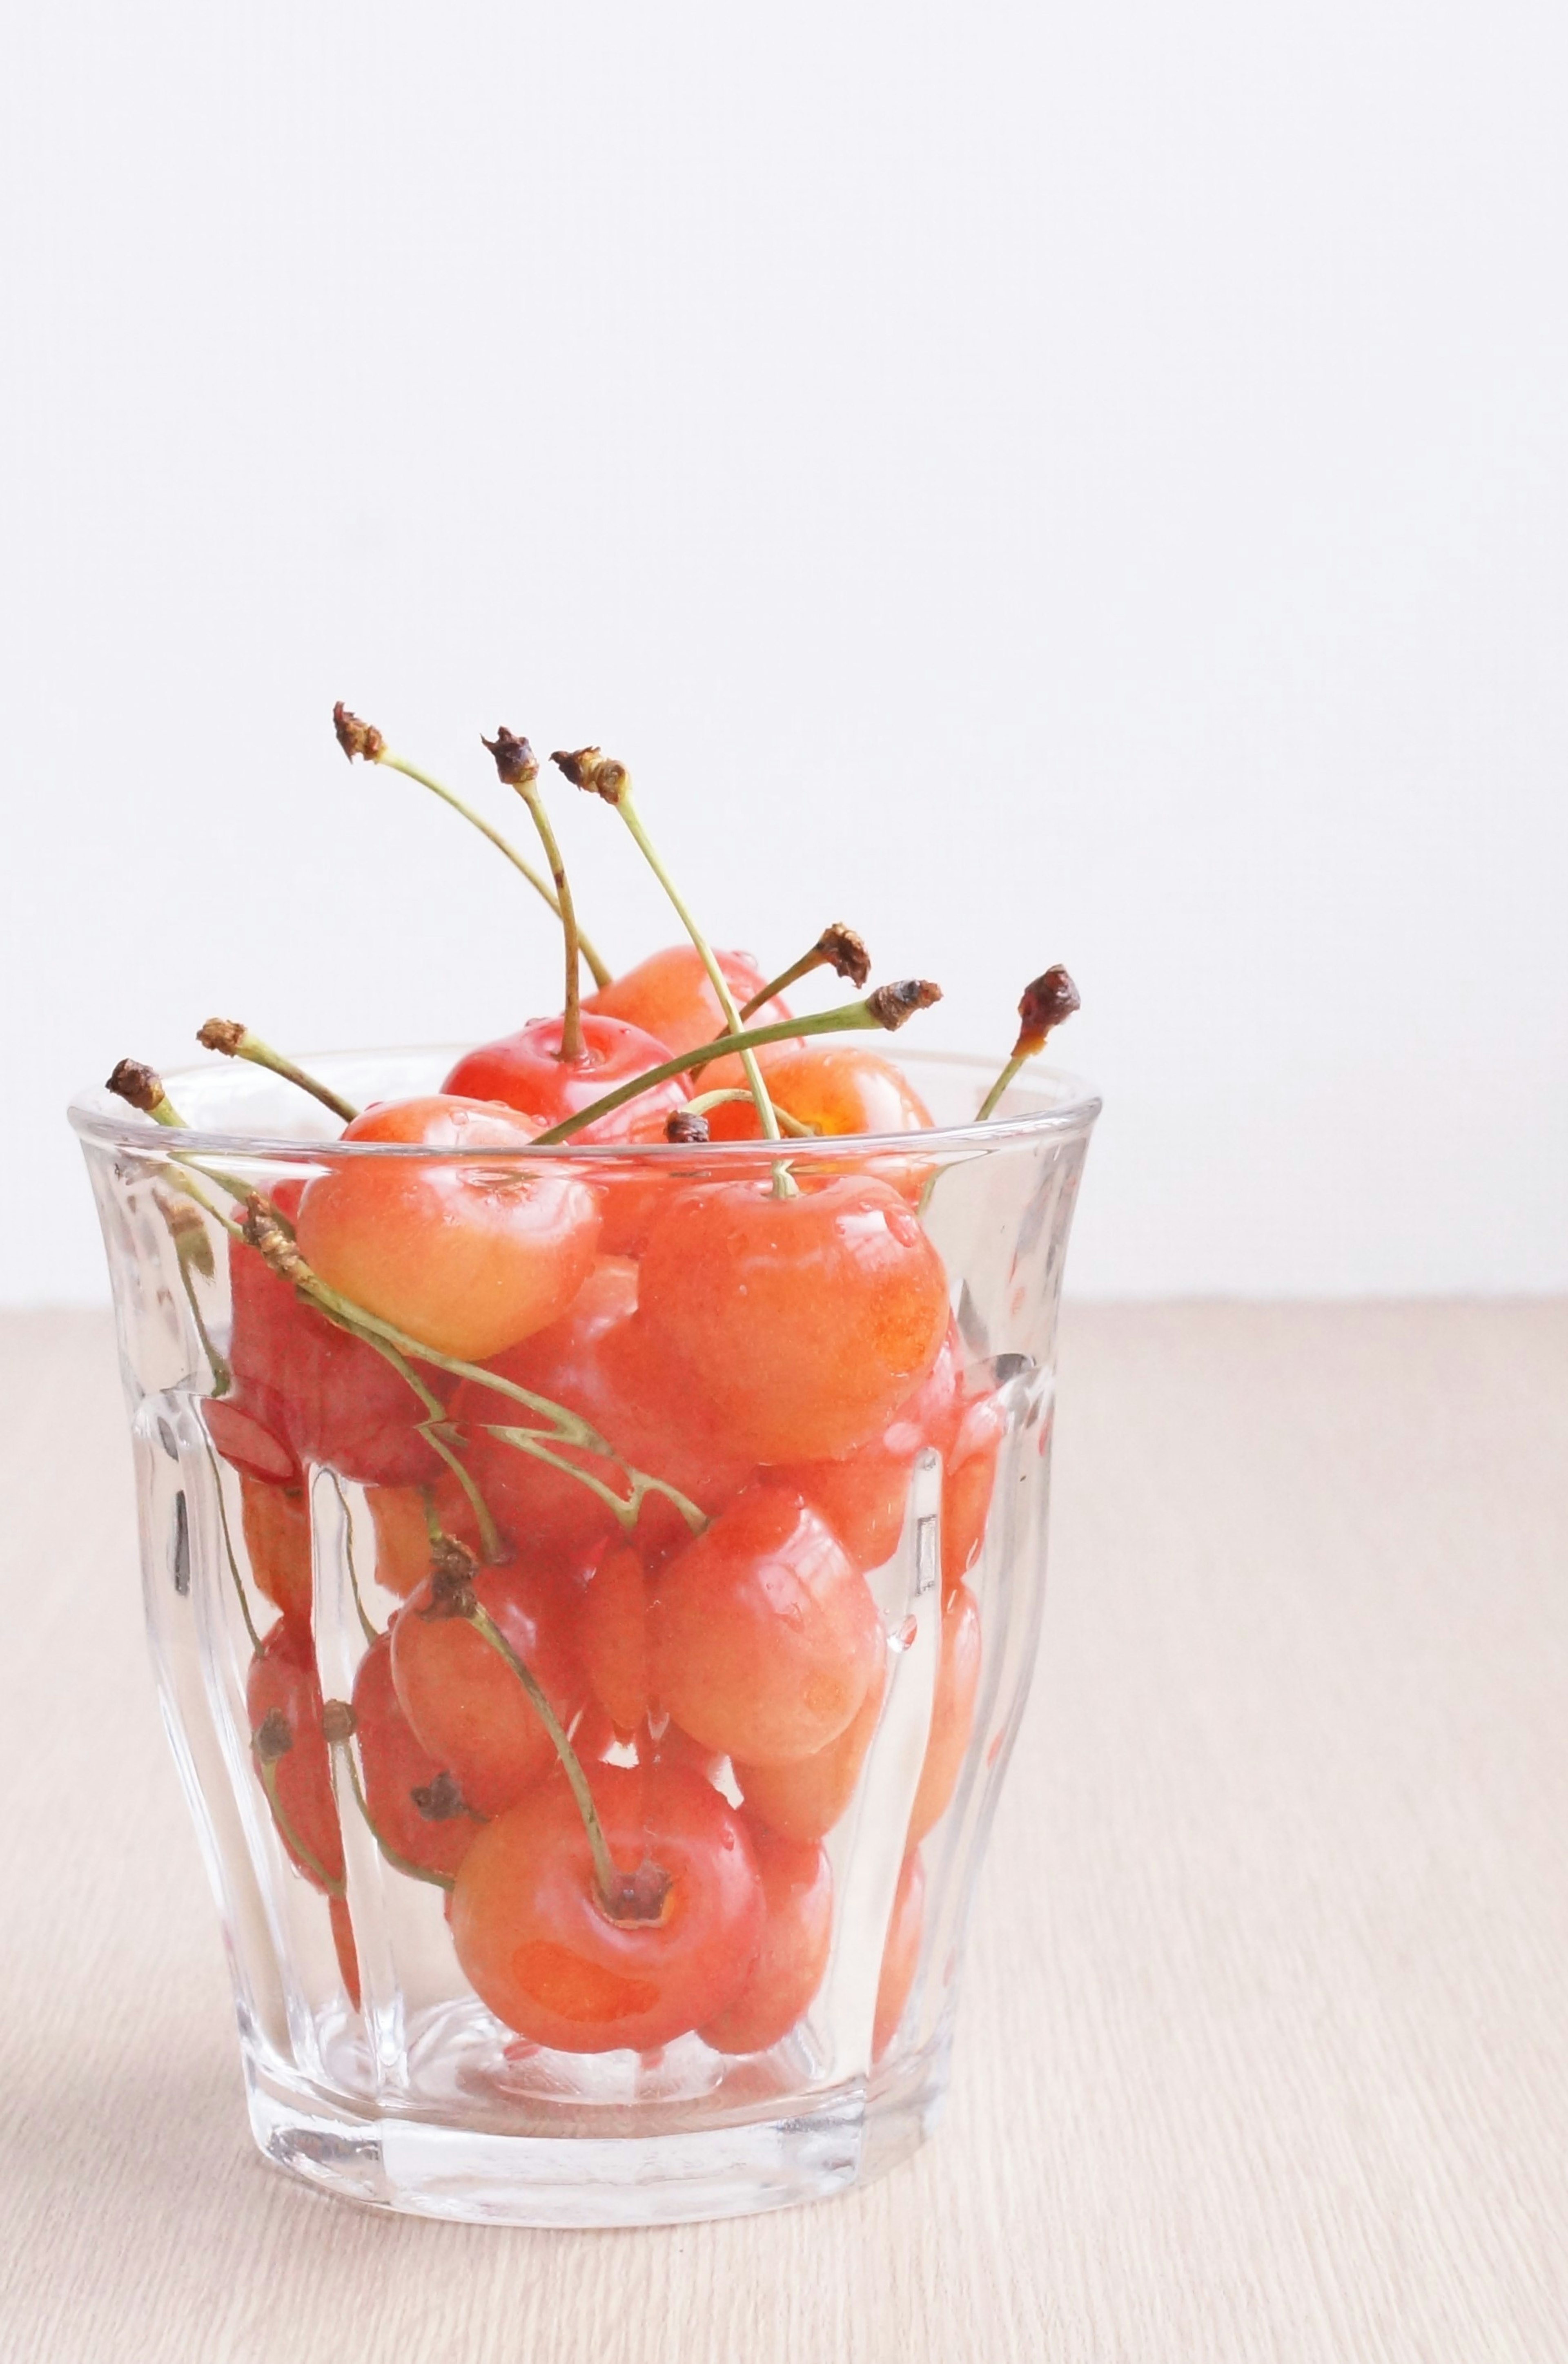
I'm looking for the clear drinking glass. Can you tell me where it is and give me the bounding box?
[69,1046,1097,2226]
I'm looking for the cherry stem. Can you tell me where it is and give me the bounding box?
[202,1437,264,1654]
[327,1474,381,1644]
[196,1021,358,1124]
[514,778,584,1061]
[976,967,1082,1122]
[683,1086,817,1136]
[974,1050,1029,1125]
[528,990,938,1144]
[464,1599,620,1912]
[735,923,871,1021]
[594,776,787,1161]
[159,1191,232,1394]
[374,747,612,989]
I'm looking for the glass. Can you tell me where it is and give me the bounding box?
[69,1046,1098,2226]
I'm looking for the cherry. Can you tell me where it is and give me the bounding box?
[239,1472,313,1628]
[442,1013,689,1145]
[649,1483,882,1765]
[907,1584,981,1847]
[637,1174,950,1463]
[351,1631,481,1881]
[699,1822,833,2054]
[450,1761,764,2053]
[577,1539,649,1735]
[226,1178,443,1488]
[450,1258,751,1565]
[942,1383,1007,1588]
[246,1619,343,1894]
[364,1477,481,1599]
[389,1560,584,1818]
[702,1040,933,1143]
[734,1651,886,1844]
[329,1894,362,2010]
[583,945,789,1057]
[873,1848,924,2062]
[294,1095,601,1363]
[785,1326,963,1570]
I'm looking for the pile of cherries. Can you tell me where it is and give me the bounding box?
[117,714,1077,2067]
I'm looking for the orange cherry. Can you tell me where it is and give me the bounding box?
[584,945,788,1057]
[700,1823,833,2055]
[907,1584,982,1846]
[294,1095,600,1363]
[239,1472,313,1628]
[702,1039,933,1142]
[873,1849,925,2062]
[352,1631,483,1881]
[734,1651,886,1844]
[389,1560,584,1818]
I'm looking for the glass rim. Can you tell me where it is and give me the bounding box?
[67,1043,1102,1165]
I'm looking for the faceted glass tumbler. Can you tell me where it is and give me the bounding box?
[69,1047,1097,2226]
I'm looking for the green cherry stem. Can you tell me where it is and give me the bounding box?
[202,1437,265,1654]
[554,751,786,1165]
[327,1474,381,1644]
[974,966,1082,1122]
[196,1020,359,1124]
[483,731,586,1060]
[528,982,942,1144]
[682,1086,817,1136]
[333,705,612,989]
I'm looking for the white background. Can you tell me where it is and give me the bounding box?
[3,0,1563,1304]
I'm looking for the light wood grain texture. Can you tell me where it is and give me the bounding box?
[1,1305,1564,2363]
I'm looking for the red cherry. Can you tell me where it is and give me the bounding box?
[443,1013,688,1145]
[584,945,789,1057]
[637,1174,950,1463]
[734,1651,886,1844]
[225,1178,444,1488]
[873,1849,925,2062]
[351,1632,482,1881]
[450,1761,765,2053]
[786,1326,964,1569]
[451,1259,751,1566]
[702,1040,934,1143]
[942,1383,1007,1588]
[907,1584,982,1847]
[294,1095,600,1364]
[577,1539,649,1735]
[649,1483,882,1765]
[699,1822,833,2054]
[389,1561,584,1818]
[246,1620,343,1893]
[240,1472,313,1628]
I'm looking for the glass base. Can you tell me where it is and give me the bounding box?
[244,2036,950,2227]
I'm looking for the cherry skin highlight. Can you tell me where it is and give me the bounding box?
[699,1822,833,2054]
[389,1560,584,1818]
[907,1583,982,1847]
[240,1473,313,1629]
[735,1651,886,1844]
[649,1483,882,1766]
[584,945,788,1057]
[294,1095,600,1364]
[873,1848,925,2062]
[351,1632,481,1881]
[443,1013,688,1145]
[637,1174,951,1464]
[247,1620,343,1893]
[450,1761,765,2053]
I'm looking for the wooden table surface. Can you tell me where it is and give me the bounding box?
[2,1304,1564,2363]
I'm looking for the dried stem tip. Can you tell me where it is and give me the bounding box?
[321,1699,357,1747]
[481,727,539,789]
[1014,965,1081,1055]
[196,1017,247,1057]
[106,1058,169,1114]
[552,747,628,804]
[665,1108,710,1144]
[412,1771,469,1823]
[241,1197,309,1284]
[865,979,943,1031]
[333,701,385,763]
[422,1537,479,1620]
[254,1708,294,1762]
[817,924,871,988]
